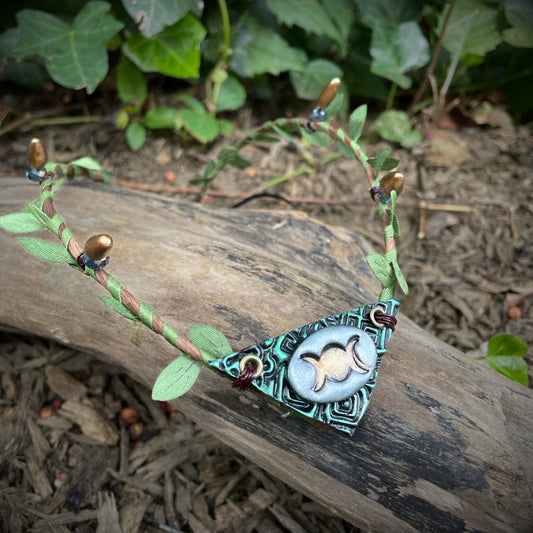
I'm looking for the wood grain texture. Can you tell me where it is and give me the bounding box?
[1,177,532,532]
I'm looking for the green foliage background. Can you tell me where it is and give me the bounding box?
[1,0,532,149]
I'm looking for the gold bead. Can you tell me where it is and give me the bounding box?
[27,138,47,169]
[380,172,404,197]
[317,77,341,109]
[84,234,113,260]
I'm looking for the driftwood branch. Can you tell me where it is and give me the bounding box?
[1,177,532,532]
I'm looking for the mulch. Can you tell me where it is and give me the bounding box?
[0,99,532,531]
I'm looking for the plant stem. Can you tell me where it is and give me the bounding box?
[38,177,203,363]
[386,82,398,111]
[205,0,232,113]
[409,0,458,114]
[30,116,103,127]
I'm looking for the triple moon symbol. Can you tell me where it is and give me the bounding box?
[287,326,377,404]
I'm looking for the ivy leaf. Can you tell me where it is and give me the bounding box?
[152,356,202,400]
[0,211,45,233]
[370,21,430,89]
[440,0,502,58]
[144,107,181,129]
[216,75,246,112]
[16,2,124,94]
[356,0,424,27]
[123,14,206,78]
[178,109,218,143]
[265,0,345,47]
[373,110,422,148]
[0,28,49,89]
[230,18,307,77]
[190,325,233,363]
[366,253,395,288]
[69,157,102,170]
[17,237,76,264]
[349,104,367,142]
[126,122,147,151]
[117,55,147,104]
[122,0,196,37]
[487,356,528,386]
[289,59,342,100]
[487,334,528,358]
[100,295,139,321]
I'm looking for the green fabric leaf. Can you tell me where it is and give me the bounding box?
[265,0,344,47]
[216,76,246,112]
[217,147,251,169]
[270,123,294,142]
[17,237,76,264]
[349,105,367,142]
[122,0,196,37]
[355,0,424,27]
[487,334,528,358]
[117,55,147,104]
[335,139,356,159]
[391,260,409,295]
[152,356,202,400]
[366,253,395,288]
[26,203,54,231]
[0,211,45,233]
[179,109,218,143]
[289,59,343,100]
[190,325,233,363]
[391,213,401,239]
[16,2,124,94]
[145,107,181,129]
[123,14,206,78]
[126,122,147,151]
[370,21,430,89]
[300,127,331,148]
[100,295,139,321]
[230,18,307,77]
[368,147,391,174]
[440,0,502,58]
[373,110,422,148]
[487,356,528,386]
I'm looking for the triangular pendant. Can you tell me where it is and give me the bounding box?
[210,299,400,435]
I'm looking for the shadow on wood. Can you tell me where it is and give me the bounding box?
[1,177,532,532]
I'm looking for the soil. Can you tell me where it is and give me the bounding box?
[1,91,532,532]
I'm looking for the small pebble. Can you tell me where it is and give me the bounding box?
[119,405,139,426]
[507,306,522,320]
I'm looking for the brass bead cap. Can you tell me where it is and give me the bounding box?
[380,171,404,197]
[84,234,113,260]
[28,138,47,169]
[317,77,341,108]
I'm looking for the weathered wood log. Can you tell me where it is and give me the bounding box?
[1,177,532,532]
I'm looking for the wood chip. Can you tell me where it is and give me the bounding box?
[96,491,121,533]
[269,503,309,533]
[45,364,88,400]
[119,496,151,533]
[58,399,119,445]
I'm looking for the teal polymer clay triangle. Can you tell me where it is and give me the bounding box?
[209,299,400,435]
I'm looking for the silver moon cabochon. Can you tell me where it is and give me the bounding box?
[287,326,377,403]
